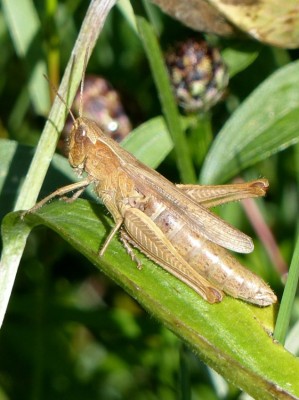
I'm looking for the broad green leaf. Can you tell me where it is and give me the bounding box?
[3,200,299,399]
[200,60,299,184]
[121,116,173,169]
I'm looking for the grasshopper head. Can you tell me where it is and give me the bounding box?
[68,117,96,169]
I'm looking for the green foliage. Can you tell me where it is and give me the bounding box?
[0,1,299,399]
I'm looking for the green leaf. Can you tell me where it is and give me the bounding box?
[117,0,138,33]
[200,60,299,184]
[222,42,260,77]
[121,116,173,169]
[274,231,299,344]
[3,199,299,399]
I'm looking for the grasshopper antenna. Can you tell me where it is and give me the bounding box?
[44,74,76,124]
[79,48,90,118]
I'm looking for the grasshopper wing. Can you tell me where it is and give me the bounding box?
[123,207,223,304]
[176,179,268,208]
[122,163,254,254]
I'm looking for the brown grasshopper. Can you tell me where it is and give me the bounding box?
[27,62,277,306]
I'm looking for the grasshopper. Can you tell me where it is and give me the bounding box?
[27,60,277,306]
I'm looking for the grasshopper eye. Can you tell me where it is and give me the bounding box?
[75,125,87,143]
